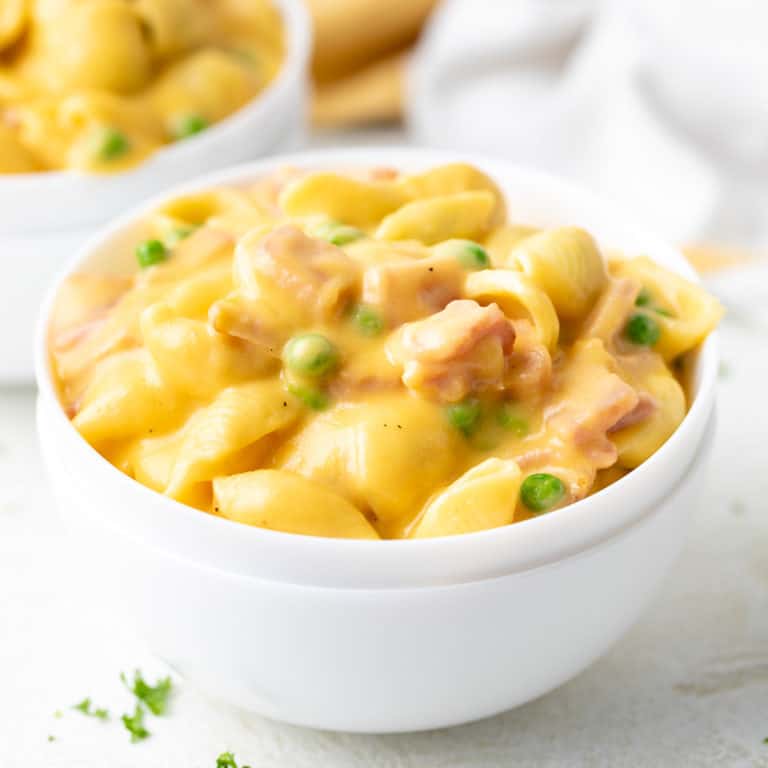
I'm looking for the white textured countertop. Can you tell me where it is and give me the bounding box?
[2,310,767,767]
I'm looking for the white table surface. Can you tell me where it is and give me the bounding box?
[2,134,767,766]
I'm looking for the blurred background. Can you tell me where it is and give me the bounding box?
[308,0,768,274]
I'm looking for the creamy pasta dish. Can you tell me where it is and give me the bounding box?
[0,0,283,173]
[49,163,723,539]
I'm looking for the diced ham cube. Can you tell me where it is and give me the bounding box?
[362,253,465,326]
[546,339,639,468]
[386,299,516,402]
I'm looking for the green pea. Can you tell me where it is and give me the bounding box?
[445,398,482,437]
[316,221,365,246]
[624,313,661,346]
[283,333,338,377]
[166,224,197,246]
[497,404,528,436]
[351,304,384,336]
[172,114,209,140]
[229,47,258,67]
[520,473,566,513]
[97,128,130,162]
[136,239,169,268]
[448,240,490,270]
[288,383,329,411]
[635,287,652,307]
[654,307,674,318]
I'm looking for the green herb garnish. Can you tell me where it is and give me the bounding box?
[72,697,109,720]
[121,670,173,716]
[121,703,150,743]
[216,752,252,768]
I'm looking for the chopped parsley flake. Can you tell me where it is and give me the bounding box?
[121,704,150,743]
[72,697,109,720]
[216,752,252,768]
[121,670,173,716]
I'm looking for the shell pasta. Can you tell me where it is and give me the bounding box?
[0,0,283,173]
[49,163,723,539]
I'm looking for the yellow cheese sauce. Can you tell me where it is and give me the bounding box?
[49,163,723,538]
[0,0,283,173]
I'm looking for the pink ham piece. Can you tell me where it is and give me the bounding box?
[386,299,516,402]
[210,225,359,347]
[609,392,657,432]
[503,319,552,401]
[362,253,466,326]
[546,339,640,469]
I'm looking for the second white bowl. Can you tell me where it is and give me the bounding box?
[0,0,311,382]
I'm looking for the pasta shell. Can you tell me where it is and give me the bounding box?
[279,172,408,228]
[399,163,507,225]
[166,380,300,502]
[612,368,686,468]
[411,458,522,538]
[484,224,539,267]
[213,470,379,539]
[511,227,607,320]
[375,191,495,244]
[613,256,724,361]
[73,349,181,445]
[465,269,559,352]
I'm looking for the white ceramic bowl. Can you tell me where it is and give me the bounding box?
[0,0,311,382]
[35,148,719,733]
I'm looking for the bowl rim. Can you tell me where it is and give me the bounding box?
[35,146,720,588]
[0,0,311,190]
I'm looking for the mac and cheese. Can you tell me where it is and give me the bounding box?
[49,163,723,538]
[0,0,283,173]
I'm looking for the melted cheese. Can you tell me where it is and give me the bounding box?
[49,163,723,538]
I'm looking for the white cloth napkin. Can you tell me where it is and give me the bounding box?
[408,0,768,247]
